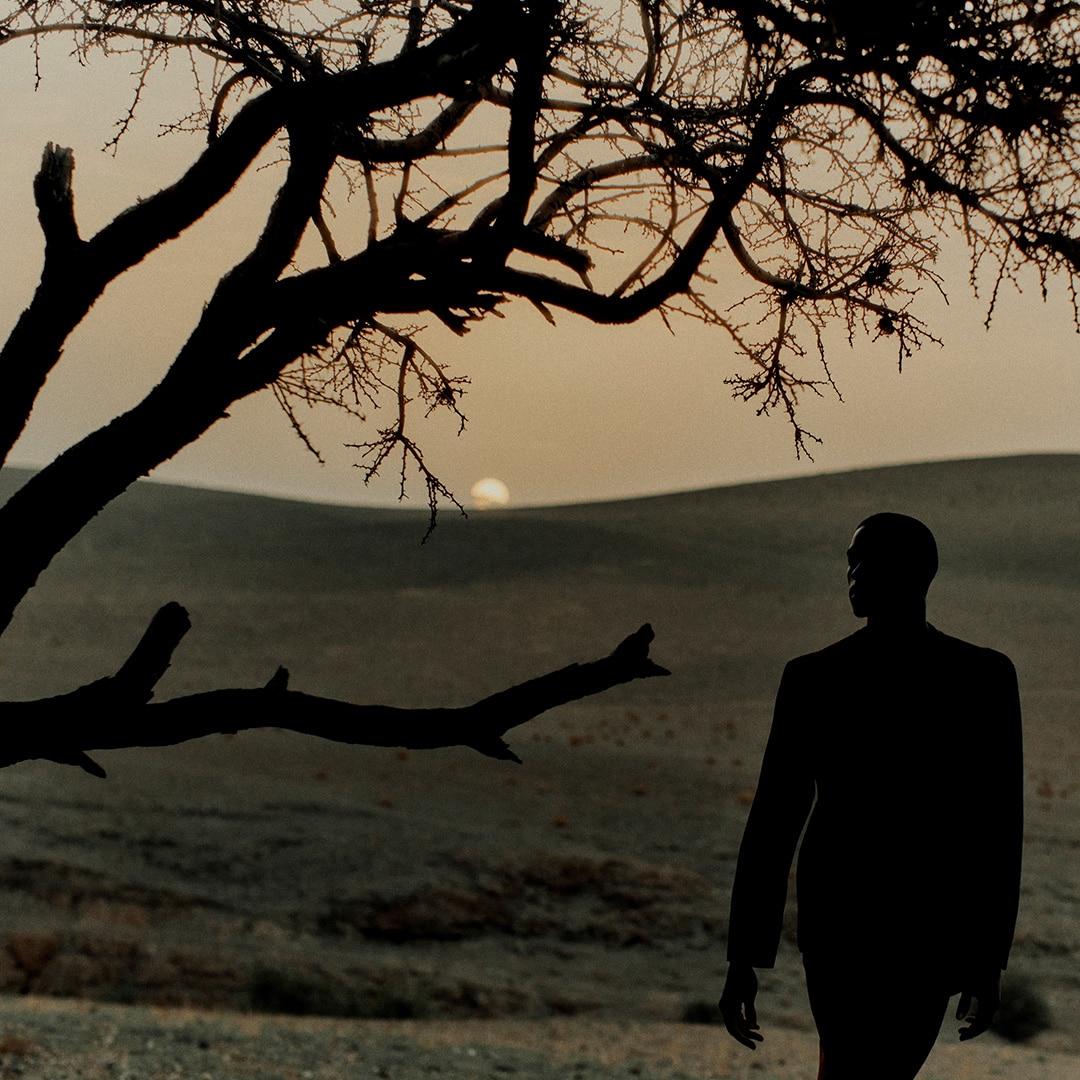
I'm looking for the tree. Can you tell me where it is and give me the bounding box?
[2,0,1079,769]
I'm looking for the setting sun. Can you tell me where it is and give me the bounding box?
[470,477,510,510]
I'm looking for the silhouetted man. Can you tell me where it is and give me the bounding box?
[719,513,1023,1080]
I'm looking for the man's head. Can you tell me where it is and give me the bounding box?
[846,513,938,620]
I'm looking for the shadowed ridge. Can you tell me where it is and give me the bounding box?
[3,454,1077,593]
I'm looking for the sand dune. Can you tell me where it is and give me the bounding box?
[0,455,1076,1076]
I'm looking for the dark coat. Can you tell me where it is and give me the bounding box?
[727,626,1023,983]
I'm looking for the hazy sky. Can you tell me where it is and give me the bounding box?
[3,36,1079,509]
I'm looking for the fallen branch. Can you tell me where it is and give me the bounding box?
[0,603,670,776]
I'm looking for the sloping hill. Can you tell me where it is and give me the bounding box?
[1,454,1076,717]
[0,455,1075,1046]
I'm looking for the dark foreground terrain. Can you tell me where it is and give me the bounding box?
[0,455,1076,1078]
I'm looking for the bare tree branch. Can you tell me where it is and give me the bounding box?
[0,606,670,774]
[0,0,521,465]
[5,0,1080,674]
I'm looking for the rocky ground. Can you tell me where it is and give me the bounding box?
[0,998,1076,1080]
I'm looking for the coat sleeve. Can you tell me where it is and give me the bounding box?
[966,651,1024,976]
[726,659,817,968]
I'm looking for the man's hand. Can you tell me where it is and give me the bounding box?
[956,972,1001,1041]
[719,962,764,1049]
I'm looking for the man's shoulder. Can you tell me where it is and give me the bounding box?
[781,631,865,676]
[928,628,1017,675]
[784,627,1016,674]
[790,630,866,663]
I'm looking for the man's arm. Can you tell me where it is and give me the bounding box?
[719,961,763,1049]
[721,659,816,1045]
[954,651,1023,1040]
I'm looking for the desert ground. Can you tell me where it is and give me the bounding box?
[0,454,1076,1078]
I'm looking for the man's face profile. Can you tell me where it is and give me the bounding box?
[845,518,935,620]
[846,526,875,618]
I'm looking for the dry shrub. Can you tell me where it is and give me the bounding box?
[322,851,720,947]
[991,974,1052,1043]
[7,932,61,976]
[0,1035,36,1056]
[323,884,512,941]
[680,999,720,1024]
[247,964,360,1018]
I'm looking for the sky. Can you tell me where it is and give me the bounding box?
[2,33,1079,510]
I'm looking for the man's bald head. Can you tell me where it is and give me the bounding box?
[846,513,938,621]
